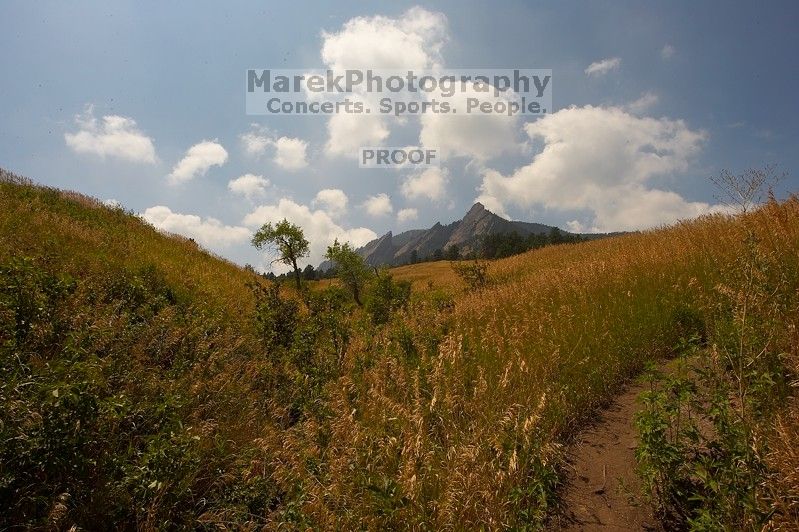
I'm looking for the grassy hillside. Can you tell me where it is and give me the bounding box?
[0,173,276,528]
[2,171,798,529]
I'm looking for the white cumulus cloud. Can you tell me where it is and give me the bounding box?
[240,125,308,169]
[272,136,308,170]
[143,206,251,250]
[320,8,520,163]
[320,7,448,157]
[243,198,376,268]
[419,83,523,161]
[321,6,447,72]
[168,140,228,184]
[362,193,393,217]
[64,105,156,163]
[312,188,349,218]
[228,173,270,200]
[477,105,722,232]
[661,44,676,60]
[401,167,449,201]
[325,104,390,157]
[585,57,621,77]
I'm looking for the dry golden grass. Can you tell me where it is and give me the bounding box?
[388,260,466,290]
[285,200,799,528]
[766,402,799,529]
[311,260,465,293]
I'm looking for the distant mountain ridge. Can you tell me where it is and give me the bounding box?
[322,202,605,269]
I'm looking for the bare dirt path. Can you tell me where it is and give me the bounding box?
[549,377,661,531]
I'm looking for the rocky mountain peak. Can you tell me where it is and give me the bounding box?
[465,202,486,217]
[319,202,588,269]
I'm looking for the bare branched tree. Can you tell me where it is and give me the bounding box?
[710,164,786,214]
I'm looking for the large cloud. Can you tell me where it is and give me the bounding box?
[143,206,251,250]
[64,105,156,163]
[321,6,446,72]
[321,7,448,157]
[477,105,722,231]
[243,198,376,268]
[168,140,228,184]
[320,8,522,163]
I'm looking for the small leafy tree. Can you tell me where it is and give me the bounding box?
[325,239,372,306]
[548,227,564,245]
[365,270,412,324]
[445,244,460,261]
[251,219,309,291]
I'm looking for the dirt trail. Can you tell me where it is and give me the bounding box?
[550,377,661,531]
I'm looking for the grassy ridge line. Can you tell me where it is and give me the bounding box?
[0,172,258,323]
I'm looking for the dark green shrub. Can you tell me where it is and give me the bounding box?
[667,305,707,351]
[427,289,455,313]
[365,272,411,325]
[0,257,74,352]
[249,280,299,351]
[451,260,490,291]
[307,285,351,362]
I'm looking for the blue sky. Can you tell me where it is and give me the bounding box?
[1,1,797,270]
